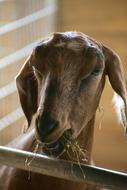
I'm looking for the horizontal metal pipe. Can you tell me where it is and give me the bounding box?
[0,82,16,99]
[0,108,23,131]
[0,4,57,35]
[0,145,127,190]
[0,39,41,69]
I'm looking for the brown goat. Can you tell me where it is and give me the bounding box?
[0,31,127,190]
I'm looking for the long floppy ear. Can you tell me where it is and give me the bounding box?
[104,46,127,135]
[15,56,38,128]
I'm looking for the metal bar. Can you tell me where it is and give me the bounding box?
[0,81,16,99]
[0,146,127,189]
[0,108,23,130]
[0,39,41,69]
[0,4,57,35]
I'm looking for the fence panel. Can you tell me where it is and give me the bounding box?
[0,0,57,145]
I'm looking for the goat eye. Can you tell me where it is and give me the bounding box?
[91,68,102,76]
[79,68,103,93]
[79,76,90,93]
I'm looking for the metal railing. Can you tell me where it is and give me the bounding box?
[0,145,127,190]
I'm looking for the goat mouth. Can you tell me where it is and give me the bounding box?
[42,129,72,157]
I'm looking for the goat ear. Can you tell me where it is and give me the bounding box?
[104,46,127,135]
[15,56,38,128]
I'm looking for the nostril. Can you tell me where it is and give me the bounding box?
[36,112,59,142]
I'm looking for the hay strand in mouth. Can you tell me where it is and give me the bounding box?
[62,131,88,162]
[61,130,88,178]
[65,139,87,179]
[73,146,86,179]
[25,142,40,180]
[98,105,104,130]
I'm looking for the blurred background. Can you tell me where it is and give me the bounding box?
[0,0,127,173]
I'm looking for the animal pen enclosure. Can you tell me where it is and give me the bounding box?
[0,0,127,190]
[0,0,57,144]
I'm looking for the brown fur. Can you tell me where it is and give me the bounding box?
[0,31,127,190]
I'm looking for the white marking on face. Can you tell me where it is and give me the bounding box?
[54,40,66,47]
[54,39,84,51]
[67,41,84,51]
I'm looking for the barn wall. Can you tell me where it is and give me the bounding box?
[58,0,127,172]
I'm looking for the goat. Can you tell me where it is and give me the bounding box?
[0,31,127,190]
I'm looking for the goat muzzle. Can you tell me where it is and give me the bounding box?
[36,111,59,142]
[43,129,72,157]
[36,126,72,157]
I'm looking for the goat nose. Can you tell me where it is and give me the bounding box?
[36,112,59,142]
